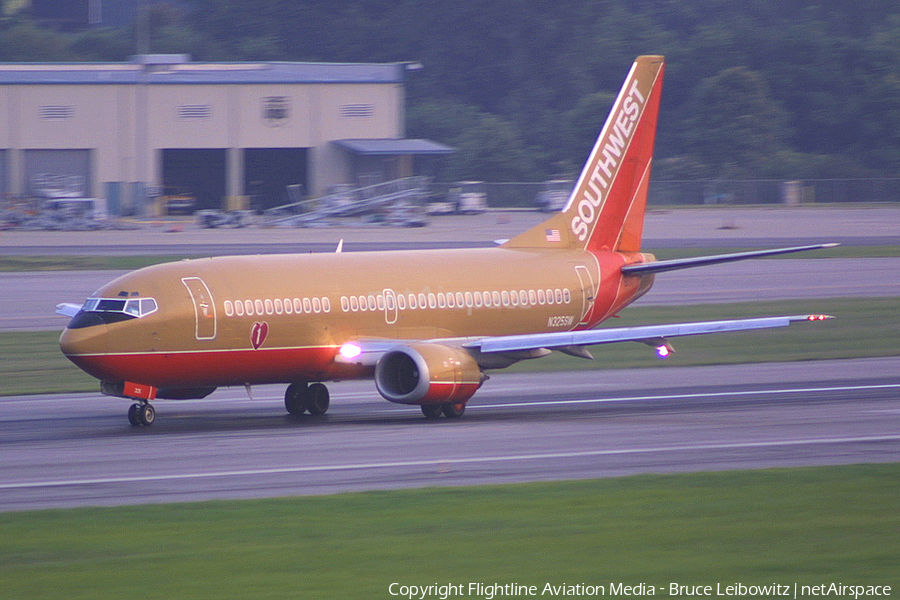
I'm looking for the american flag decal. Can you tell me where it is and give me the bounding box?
[545,229,561,242]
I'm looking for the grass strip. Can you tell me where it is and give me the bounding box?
[0,255,187,271]
[0,329,98,395]
[508,296,900,373]
[0,464,897,599]
[3,297,897,396]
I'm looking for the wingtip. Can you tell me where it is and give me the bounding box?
[794,314,835,322]
[55,302,81,318]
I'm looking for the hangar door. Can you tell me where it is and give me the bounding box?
[24,150,91,198]
[244,148,308,210]
[161,149,226,211]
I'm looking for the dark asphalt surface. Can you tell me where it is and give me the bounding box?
[1,358,898,512]
[2,207,897,511]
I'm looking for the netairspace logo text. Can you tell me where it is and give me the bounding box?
[387,582,893,600]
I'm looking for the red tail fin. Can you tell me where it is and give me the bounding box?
[503,56,665,252]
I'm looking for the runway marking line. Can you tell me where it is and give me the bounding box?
[2,434,899,491]
[476,383,900,410]
[3,382,898,408]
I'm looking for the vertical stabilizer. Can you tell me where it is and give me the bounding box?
[503,56,665,252]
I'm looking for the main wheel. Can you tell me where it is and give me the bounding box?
[442,402,466,418]
[421,404,443,419]
[284,382,308,415]
[138,403,156,426]
[305,383,330,416]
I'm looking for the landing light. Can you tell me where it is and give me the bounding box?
[339,343,363,360]
[656,345,670,359]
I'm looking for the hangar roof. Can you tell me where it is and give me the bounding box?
[334,139,455,155]
[0,60,405,85]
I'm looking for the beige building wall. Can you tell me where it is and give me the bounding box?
[233,85,314,148]
[1,63,405,206]
[309,83,404,193]
[0,83,140,198]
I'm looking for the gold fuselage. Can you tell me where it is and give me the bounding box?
[59,246,653,389]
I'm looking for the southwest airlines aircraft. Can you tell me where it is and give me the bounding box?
[58,56,834,426]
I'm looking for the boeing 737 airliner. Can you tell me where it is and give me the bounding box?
[58,56,834,426]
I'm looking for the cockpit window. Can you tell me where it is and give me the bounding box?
[66,297,159,329]
[96,299,127,312]
[140,298,158,315]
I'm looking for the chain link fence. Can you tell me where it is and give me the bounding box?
[452,179,900,209]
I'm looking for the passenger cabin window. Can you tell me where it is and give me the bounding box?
[67,297,158,329]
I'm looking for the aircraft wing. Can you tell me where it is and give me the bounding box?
[463,314,832,356]
[338,315,832,366]
[56,303,82,318]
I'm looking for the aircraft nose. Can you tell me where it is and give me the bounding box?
[59,322,109,377]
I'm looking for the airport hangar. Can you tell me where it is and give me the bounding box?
[0,55,452,214]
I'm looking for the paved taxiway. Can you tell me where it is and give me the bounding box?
[1,357,898,512]
[3,205,900,253]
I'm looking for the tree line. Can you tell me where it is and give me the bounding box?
[2,0,899,182]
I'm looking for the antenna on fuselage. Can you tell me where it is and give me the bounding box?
[336,239,344,254]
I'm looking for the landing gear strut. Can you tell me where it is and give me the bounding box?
[284,382,331,416]
[127,401,156,426]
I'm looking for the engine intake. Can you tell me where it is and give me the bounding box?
[375,343,484,405]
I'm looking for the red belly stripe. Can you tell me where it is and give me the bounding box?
[65,346,355,387]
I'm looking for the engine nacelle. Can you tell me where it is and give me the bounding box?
[374,343,485,405]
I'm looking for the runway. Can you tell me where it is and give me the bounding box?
[2,357,899,512]
[2,207,898,512]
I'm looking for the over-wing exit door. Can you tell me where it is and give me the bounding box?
[181,277,217,340]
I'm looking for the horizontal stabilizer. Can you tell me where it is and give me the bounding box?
[465,315,833,355]
[621,243,839,276]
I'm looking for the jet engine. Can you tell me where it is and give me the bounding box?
[374,343,485,405]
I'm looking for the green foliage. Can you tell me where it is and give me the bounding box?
[4,1,900,181]
[67,27,133,61]
[683,67,790,178]
[0,19,73,61]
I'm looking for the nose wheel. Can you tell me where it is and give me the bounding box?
[127,401,156,426]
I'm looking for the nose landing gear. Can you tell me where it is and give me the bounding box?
[127,401,156,426]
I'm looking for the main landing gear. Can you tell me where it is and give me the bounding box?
[127,401,156,427]
[284,381,331,416]
[421,402,466,419]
